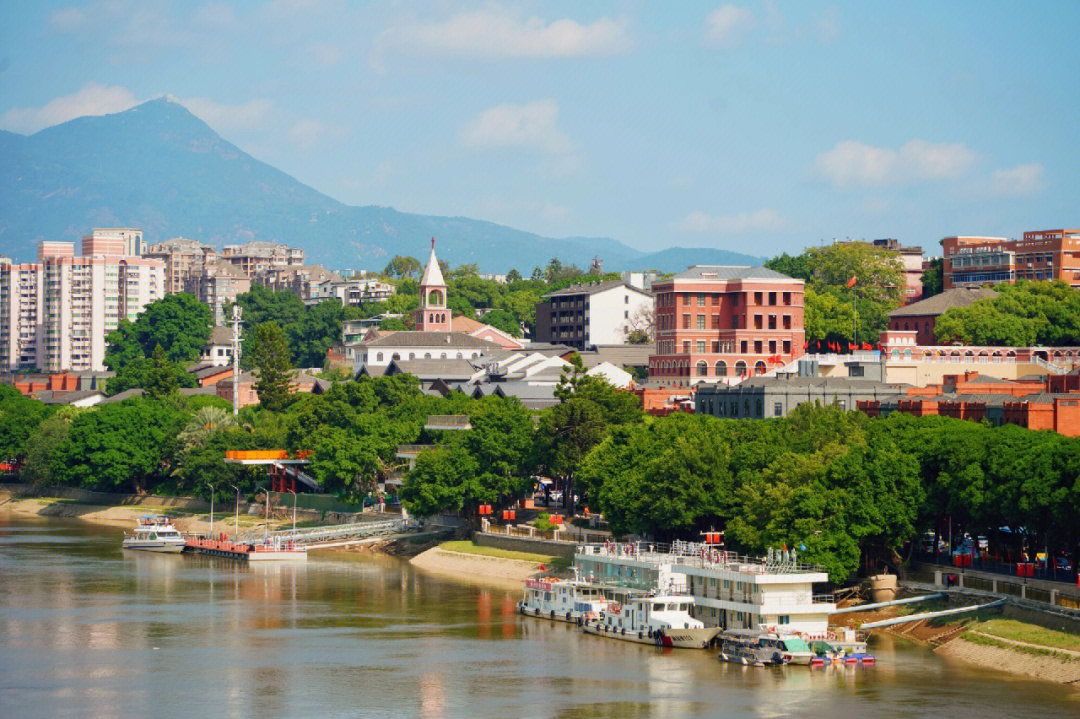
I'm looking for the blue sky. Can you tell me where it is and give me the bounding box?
[1,1,1076,257]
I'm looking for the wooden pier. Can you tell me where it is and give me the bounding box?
[185,536,307,561]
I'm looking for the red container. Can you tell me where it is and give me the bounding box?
[507,510,516,521]
[962,553,972,568]
[1026,563,1035,577]
[955,554,964,567]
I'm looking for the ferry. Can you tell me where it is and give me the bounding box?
[122,515,187,553]
[581,594,721,649]
[518,577,611,624]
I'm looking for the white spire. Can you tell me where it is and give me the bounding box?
[420,237,445,287]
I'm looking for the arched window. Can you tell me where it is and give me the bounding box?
[904,348,912,359]
[754,361,766,375]
[428,289,443,306]
[391,353,400,360]
[715,360,727,376]
[409,352,415,360]
[376,352,383,362]
[734,360,747,377]
[440,352,447,359]
[696,360,708,376]
[456,352,463,359]
[424,353,431,359]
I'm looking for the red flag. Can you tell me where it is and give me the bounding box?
[862,342,872,351]
[538,564,546,571]
[848,343,857,351]
[803,341,809,350]
[847,275,857,288]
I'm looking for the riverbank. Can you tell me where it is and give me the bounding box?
[409,541,566,589]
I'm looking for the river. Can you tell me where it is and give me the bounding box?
[1,516,1077,718]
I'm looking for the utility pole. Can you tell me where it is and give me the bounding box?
[231,304,243,417]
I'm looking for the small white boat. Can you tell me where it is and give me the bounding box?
[582,594,720,649]
[718,629,812,666]
[517,577,610,624]
[122,515,186,553]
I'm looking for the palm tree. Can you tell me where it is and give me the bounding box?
[178,406,236,451]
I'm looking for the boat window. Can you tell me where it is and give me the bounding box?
[653,603,664,611]
[679,604,689,611]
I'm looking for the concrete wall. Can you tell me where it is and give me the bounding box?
[884,360,1045,386]
[474,531,577,558]
[32,485,212,511]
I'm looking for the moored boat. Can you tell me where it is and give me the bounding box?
[582,594,720,649]
[122,515,186,553]
[517,577,610,624]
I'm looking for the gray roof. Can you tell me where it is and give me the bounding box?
[671,265,797,281]
[34,389,103,404]
[577,344,652,368]
[361,331,499,350]
[520,342,576,356]
[543,280,648,299]
[494,382,560,408]
[207,326,233,345]
[697,375,904,393]
[888,287,998,318]
[386,358,477,381]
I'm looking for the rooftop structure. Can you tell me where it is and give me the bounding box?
[887,286,998,345]
[535,280,653,350]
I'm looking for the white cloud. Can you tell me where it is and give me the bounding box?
[815,139,977,187]
[176,97,273,131]
[50,7,87,31]
[0,83,138,134]
[289,119,325,149]
[308,42,343,67]
[380,8,632,60]
[676,209,788,234]
[704,5,755,47]
[988,163,1044,197]
[461,99,572,155]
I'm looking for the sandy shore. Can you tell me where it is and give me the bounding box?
[409,547,542,589]
[0,491,281,535]
[936,635,1080,685]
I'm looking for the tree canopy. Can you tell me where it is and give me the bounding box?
[935,280,1080,346]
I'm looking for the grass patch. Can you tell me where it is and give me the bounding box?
[962,632,1080,663]
[438,540,571,568]
[971,618,1080,652]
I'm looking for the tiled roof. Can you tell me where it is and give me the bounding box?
[577,344,652,368]
[543,280,648,298]
[207,326,233,345]
[671,265,797,281]
[360,331,499,350]
[888,287,998,318]
[387,358,477,380]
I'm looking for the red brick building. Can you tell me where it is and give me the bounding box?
[649,266,804,386]
[886,286,997,345]
[942,229,1080,290]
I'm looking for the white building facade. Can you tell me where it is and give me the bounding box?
[536,281,653,350]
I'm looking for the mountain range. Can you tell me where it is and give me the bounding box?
[0,98,764,273]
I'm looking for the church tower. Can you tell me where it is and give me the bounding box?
[415,238,451,332]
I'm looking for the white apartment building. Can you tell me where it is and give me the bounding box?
[0,240,164,372]
[575,541,835,636]
[535,281,653,350]
[82,228,145,257]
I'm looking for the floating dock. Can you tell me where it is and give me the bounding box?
[185,536,307,561]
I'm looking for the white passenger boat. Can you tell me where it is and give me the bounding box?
[122,515,187,553]
[517,577,611,624]
[581,594,720,649]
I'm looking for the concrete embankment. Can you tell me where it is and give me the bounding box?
[936,636,1080,685]
[409,547,542,589]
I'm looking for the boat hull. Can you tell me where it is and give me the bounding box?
[582,620,719,649]
[517,602,585,624]
[121,541,185,553]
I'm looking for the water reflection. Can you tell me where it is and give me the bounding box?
[1,516,1078,719]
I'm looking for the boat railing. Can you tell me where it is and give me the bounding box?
[577,541,826,575]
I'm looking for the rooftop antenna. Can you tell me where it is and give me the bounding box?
[231,304,243,417]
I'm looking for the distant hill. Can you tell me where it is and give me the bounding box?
[0,98,765,273]
[633,246,765,273]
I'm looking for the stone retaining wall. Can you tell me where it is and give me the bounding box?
[474,531,577,558]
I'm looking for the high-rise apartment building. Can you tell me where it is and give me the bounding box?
[82,228,144,257]
[648,266,805,387]
[221,241,304,279]
[198,261,250,324]
[0,239,163,372]
[144,238,219,294]
[942,229,1080,289]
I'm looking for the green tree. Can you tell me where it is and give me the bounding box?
[506,269,522,283]
[803,288,856,343]
[935,280,1080,346]
[21,407,80,487]
[252,322,295,412]
[145,344,181,399]
[52,398,185,493]
[383,255,422,279]
[478,309,521,337]
[132,293,213,363]
[308,427,382,497]
[400,445,480,517]
[287,299,344,367]
[0,385,53,461]
[764,251,814,281]
[921,258,943,298]
[379,316,408,331]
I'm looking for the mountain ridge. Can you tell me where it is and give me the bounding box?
[0,98,765,272]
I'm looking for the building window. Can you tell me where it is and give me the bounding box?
[783,340,791,354]
[376,352,384,361]
[769,340,776,354]
[836,399,846,410]
[768,292,776,305]
[778,615,790,625]
[696,340,706,353]
[768,315,776,330]
[683,341,691,353]
[711,315,720,329]
[683,314,691,329]
[697,314,706,329]
[735,360,747,376]
[754,360,766,374]
[624,310,629,318]
[697,293,705,306]
[696,360,708,376]
[712,341,719,353]
[756,399,763,415]
[783,315,791,330]
[716,360,727,376]
[773,402,783,417]
[754,340,762,353]
[740,340,748,353]
[733,295,739,306]
[624,295,629,304]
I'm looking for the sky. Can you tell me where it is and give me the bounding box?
[1,1,1077,257]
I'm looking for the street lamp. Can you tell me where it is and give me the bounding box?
[229,484,240,539]
[287,488,297,535]
[205,482,214,538]
[256,485,269,541]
